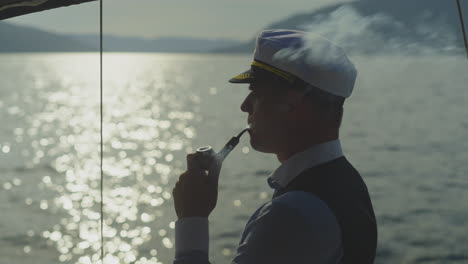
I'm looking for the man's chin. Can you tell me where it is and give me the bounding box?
[249,134,260,151]
[249,135,274,154]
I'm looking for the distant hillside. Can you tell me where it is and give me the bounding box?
[0,22,242,53]
[71,34,242,53]
[217,0,467,54]
[0,22,93,52]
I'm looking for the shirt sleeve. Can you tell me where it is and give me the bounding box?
[231,198,343,264]
[173,217,210,264]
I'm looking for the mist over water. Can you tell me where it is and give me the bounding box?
[0,52,467,264]
[297,6,460,55]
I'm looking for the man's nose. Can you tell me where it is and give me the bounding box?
[240,95,251,113]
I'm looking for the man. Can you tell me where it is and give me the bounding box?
[172,29,377,264]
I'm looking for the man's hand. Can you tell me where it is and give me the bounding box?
[172,153,222,219]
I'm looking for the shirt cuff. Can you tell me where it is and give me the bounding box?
[175,217,209,256]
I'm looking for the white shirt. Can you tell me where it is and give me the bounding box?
[174,139,344,264]
[270,139,344,188]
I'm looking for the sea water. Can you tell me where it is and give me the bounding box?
[0,53,467,264]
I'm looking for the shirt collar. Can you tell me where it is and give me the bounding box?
[268,139,344,189]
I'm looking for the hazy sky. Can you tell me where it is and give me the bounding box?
[7,0,351,40]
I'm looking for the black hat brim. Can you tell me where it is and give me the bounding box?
[229,69,255,84]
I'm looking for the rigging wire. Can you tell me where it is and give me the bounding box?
[99,0,104,262]
[457,0,468,59]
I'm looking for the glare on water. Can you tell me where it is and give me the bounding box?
[1,53,467,264]
[0,53,205,264]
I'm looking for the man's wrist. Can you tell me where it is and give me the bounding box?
[175,217,209,256]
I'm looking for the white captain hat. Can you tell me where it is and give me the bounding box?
[229,29,357,99]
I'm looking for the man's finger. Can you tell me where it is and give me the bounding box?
[186,153,205,177]
[178,171,190,182]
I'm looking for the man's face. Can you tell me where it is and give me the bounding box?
[240,80,289,153]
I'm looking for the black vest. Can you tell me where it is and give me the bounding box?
[273,156,377,264]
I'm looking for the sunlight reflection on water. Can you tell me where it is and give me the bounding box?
[1,53,202,263]
[2,53,468,264]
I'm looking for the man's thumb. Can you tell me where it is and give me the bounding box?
[207,156,222,186]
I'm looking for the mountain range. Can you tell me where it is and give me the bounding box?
[1,0,467,54]
[0,22,242,53]
[218,0,467,54]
